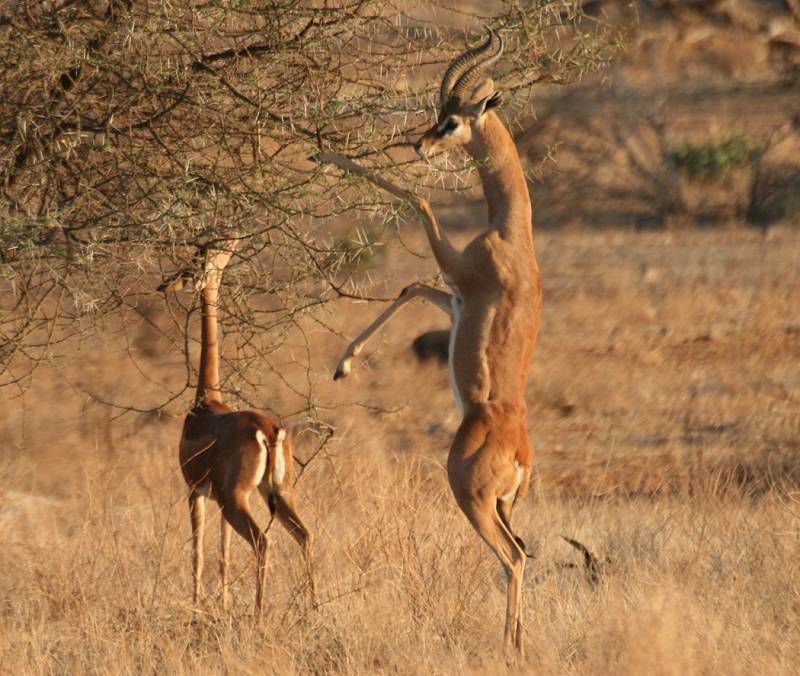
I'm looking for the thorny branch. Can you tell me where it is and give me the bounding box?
[0,1,618,416]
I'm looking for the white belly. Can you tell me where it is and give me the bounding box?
[449,294,464,416]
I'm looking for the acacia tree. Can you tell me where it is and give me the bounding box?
[0,1,617,415]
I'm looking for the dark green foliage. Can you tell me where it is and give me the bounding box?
[671,136,764,181]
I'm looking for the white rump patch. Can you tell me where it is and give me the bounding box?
[273,428,287,486]
[254,430,269,488]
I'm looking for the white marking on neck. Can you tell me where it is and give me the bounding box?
[254,430,269,488]
[273,428,286,486]
[449,294,465,417]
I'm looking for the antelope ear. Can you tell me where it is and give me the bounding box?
[465,78,502,119]
[467,77,495,104]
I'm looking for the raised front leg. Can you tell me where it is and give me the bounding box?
[313,153,464,281]
[334,283,453,380]
[409,194,463,281]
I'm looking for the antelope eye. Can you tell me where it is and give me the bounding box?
[441,118,459,134]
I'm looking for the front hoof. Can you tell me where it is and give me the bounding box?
[333,359,351,380]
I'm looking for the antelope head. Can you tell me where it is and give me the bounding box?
[415,28,504,158]
[157,240,238,294]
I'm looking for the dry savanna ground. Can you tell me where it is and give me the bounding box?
[1,224,799,675]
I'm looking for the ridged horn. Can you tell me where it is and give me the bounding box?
[439,28,497,109]
[448,28,504,104]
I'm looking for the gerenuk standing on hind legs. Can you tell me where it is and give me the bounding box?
[315,27,541,658]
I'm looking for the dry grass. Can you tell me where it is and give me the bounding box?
[2,224,799,674]
[1,439,798,674]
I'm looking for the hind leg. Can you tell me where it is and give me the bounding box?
[456,491,526,657]
[220,493,267,616]
[497,498,528,555]
[261,486,315,600]
[497,497,528,652]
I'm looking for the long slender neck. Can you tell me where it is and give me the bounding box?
[197,280,223,405]
[466,111,532,241]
